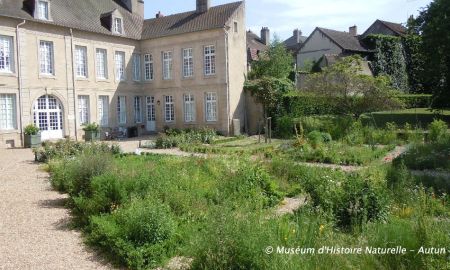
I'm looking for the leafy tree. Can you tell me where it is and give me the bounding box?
[302,55,402,116]
[415,0,450,108]
[248,37,293,80]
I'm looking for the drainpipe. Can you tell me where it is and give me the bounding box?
[16,20,26,147]
[224,27,231,136]
[69,28,78,140]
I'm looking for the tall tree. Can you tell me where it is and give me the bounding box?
[417,0,450,108]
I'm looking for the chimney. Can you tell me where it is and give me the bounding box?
[196,0,211,13]
[121,0,145,18]
[261,27,270,46]
[349,25,357,36]
[156,11,164,18]
[293,29,302,43]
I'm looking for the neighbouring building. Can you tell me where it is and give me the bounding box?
[246,27,269,69]
[0,0,247,148]
[283,28,307,57]
[361,20,407,39]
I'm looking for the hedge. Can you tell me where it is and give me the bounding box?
[360,108,450,128]
[395,94,432,109]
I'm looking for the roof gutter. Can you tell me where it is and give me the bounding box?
[224,26,231,136]
[16,20,26,146]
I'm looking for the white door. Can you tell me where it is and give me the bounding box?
[146,96,156,132]
[33,95,64,141]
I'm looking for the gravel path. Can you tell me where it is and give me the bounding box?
[0,148,113,270]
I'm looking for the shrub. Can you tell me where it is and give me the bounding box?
[155,128,218,149]
[82,122,100,132]
[24,124,40,135]
[275,115,294,138]
[427,119,448,142]
[88,198,176,269]
[396,94,432,108]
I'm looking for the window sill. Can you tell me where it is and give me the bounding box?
[181,76,195,81]
[76,77,89,81]
[96,78,110,83]
[0,129,20,134]
[39,74,56,79]
[0,71,16,77]
[204,74,217,79]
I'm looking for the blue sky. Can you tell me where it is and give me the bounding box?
[144,0,432,40]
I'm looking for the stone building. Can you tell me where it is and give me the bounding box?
[0,0,247,148]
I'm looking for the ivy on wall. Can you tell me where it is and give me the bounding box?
[402,35,426,94]
[365,35,409,92]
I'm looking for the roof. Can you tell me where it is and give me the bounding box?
[316,27,368,52]
[283,35,307,52]
[0,0,144,39]
[246,30,267,62]
[141,2,243,40]
[0,0,243,40]
[377,20,407,36]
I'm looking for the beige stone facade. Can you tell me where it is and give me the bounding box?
[0,1,246,148]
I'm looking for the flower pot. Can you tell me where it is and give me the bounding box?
[84,130,100,142]
[24,134,41,148]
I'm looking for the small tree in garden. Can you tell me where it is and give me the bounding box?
[302,55,403,117]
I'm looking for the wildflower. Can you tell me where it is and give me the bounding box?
[292,229,296,234]
[319,224,325,234]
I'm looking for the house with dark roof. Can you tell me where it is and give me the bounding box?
[246,27,270,68]
[283,29,307,56]
[361,20,407,39]
[297,26,369,68]
[0,0,247,148]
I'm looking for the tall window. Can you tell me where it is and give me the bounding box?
[164,95,174,122]
[0,94,16,130]
[96,48,107,79]
[132,54,141,81]
[75,46,88,78]
[183,48,193,78]
[204,45,216,76]
[184,94,195,123]
[78,95,89,125]
[134,96,142,123]
[144,54,154,81]
[98,96,109,126]
[146,96,155,121]
[117,96,126,124]
[0,36,13,73]
[39,41,54,75]
[113,18,123,34]
[162,51,172,80]
[115,51,125,81]
[37,1,49,20]
[205,92,217,122]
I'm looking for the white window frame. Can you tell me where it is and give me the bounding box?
[75,45,88,78]
[134,96,143,123]
[146,96,156,121]
[95,48,108,80]
[205,92,217,122]
[78,95,90,125]
[182,48,193,78]
[144,54,154,81]
[98,95,109,127]
[115,51,125,81]
[0,94,17,130]
[39,40,54,75]
[162,51,172,80]
[113,17,123,35]
[37,0,50,21]
[234,21,239,33]
[164,95,174,122]
[184,94,195,123]
[204,45,216,76]
[117,96,126,125]
[132,53,141,81]
[0,36,13,73]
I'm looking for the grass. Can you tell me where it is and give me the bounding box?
[361,108,450,128]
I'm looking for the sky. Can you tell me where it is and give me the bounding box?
[144,0,432,40]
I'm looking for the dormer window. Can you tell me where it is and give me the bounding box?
[37,0,49,20]
[113,17,123,35]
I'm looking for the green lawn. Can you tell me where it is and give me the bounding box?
[361,108,450,128]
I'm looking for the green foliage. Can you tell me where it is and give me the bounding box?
[360,108,450,128]
[274,115,294,139]
[155,128,218,149]
[34,139,121,163]
[244,77,294,114]
[402,35,427,93]
[365,35,409,92]
[395,94,432,108]
[82,122,100,132]
[427,119,448,143]
[301,55,403,116]
[248,38,294,80]
[24,124,40,135]
[394,140,450,173]
[415,0,450,108]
